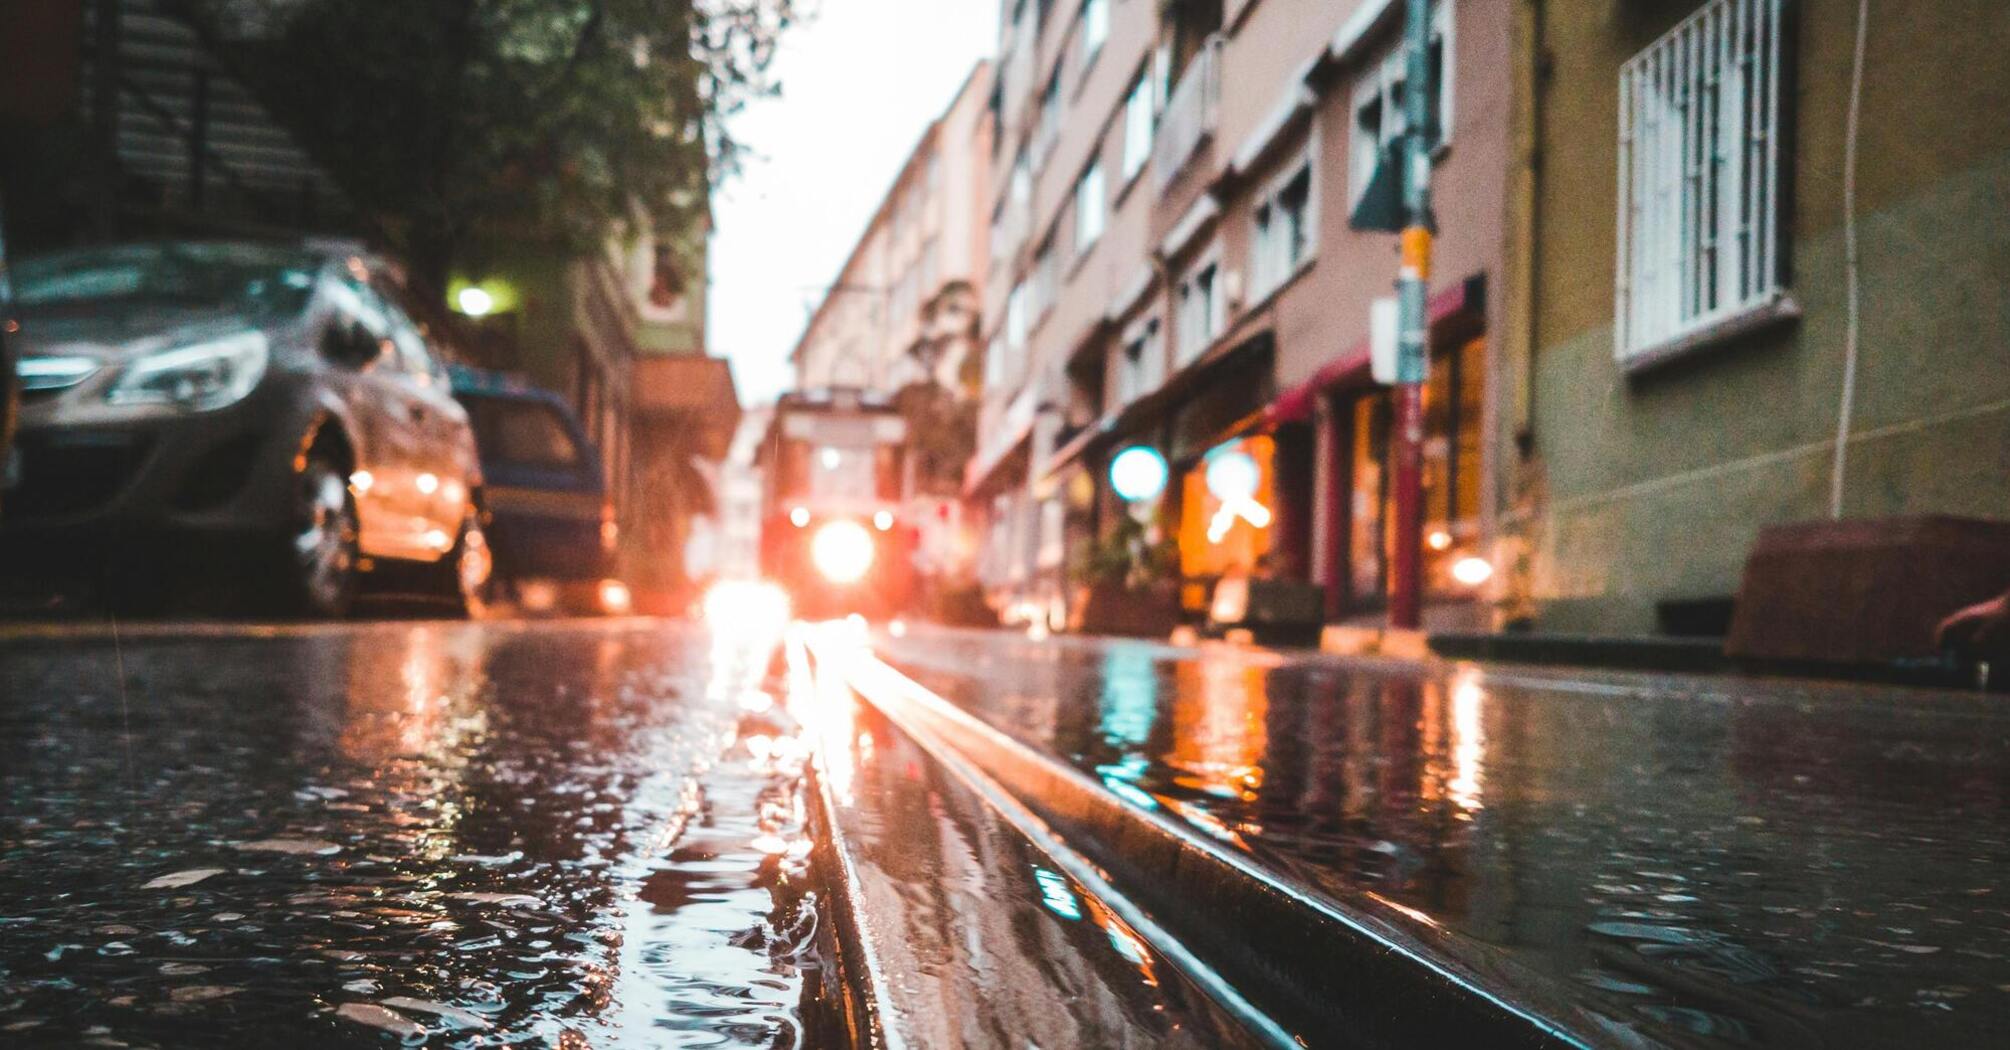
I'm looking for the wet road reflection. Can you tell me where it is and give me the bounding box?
[789,625,1266,1048]
[879,629,2010,1048]
[0,619,814,1047]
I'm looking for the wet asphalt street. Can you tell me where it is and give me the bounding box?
[877,627,2010,1049]
[7,617,2010,1049]
[0,619,817,1048]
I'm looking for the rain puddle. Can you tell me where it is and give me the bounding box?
[0,620,818,1047]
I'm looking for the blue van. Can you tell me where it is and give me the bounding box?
[449,367,626,614]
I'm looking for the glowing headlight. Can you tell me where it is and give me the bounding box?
[107,331,269,411]
[811,520,875,584]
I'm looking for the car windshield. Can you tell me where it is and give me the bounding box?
[10,242,319,317]
[464,396,584,471]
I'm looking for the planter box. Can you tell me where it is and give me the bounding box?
[1077,580,1181,638]
[1726,516,2010,664]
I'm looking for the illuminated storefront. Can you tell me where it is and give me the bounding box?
[1342,333,1487,608]
[1178,435,1277,597]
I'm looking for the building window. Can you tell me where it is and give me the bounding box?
[1175,256,1221,365]
[986,332,1008,390]
[1032,236,1058,322]
[1348,1,1453,206]
[1617,0,1787,359]
[1037,68,1062,160]
[1121,68,1154,183]
[1250,156,1315,299]
[1075,159,1106,253]
[1113,317,1163,407]
[1007,282,1029,351]
[1080,0,1108,66]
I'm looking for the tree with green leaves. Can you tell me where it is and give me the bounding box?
[184,0,797,291]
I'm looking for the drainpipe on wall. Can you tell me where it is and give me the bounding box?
[1497,0,1548,631]
[1504,0,1544,454]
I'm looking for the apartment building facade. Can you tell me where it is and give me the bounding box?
[1498,0,2010,636]
[791,62,995,398]
[969,0,1512,628]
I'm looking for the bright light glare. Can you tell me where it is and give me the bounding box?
[703,580,791,631]
[888,618,907,638]
[872,510,894,531]
[819,447,842,470]
[789,506,810,528]
[598,578,633,614]
[456,287,494,316]
[1452,556,1495,586]
[415,472,439,496]
[349,470,374,493]
[1427,529,1453,551]
[812,520,875,584]
[1109,446,1168,502]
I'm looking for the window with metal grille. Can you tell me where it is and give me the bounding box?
[1616,0,1788,360]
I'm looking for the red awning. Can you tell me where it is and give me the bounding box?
[1262,280,1476,427]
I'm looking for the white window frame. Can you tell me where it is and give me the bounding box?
[1348,1,1454,207]
[1037,68,1062,161]
[1616,0,1788,361]
[1113,315,1164,408]
[1032,237,1058,322]
[1249,148,1317,301]
[1080,0,1109,67]
[1174,248,1223,367]
[1120,67,1155,184]
[1007,282,1029,351]
[1075,158,1106,254]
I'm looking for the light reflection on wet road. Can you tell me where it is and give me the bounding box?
[878,628,2010,1049]
[0,620,813,1047]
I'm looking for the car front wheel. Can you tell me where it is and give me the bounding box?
[275,454,359,618]
[428,505,491,617]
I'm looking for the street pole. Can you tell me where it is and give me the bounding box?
[1389,0,1435,631]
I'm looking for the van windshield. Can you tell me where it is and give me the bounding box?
[465,397,584,471]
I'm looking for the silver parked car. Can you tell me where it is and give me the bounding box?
[0,240,488,616]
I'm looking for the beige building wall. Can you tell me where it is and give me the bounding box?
[971,0,1515,620]
[792,62,995,396]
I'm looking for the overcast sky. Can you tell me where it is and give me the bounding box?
[709,0,1000,406]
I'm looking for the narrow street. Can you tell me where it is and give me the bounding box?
[4,618,2009,1047]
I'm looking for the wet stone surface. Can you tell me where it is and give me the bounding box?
[0,621,817,1048]
[879,628,2010,1049]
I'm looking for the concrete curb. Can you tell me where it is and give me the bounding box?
[835,646,1598,1050]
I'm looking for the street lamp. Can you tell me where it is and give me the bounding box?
[456,286,495,317]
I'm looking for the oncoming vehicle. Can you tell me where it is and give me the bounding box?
[0,240,488,616]
[754,387,915,619]
[449,367,627,616]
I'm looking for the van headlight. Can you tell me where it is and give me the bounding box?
[106,331,269,411]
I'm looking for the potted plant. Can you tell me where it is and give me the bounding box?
[1073,511,1182,637]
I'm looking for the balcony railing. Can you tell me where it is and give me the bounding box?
[1151,35,1224,193]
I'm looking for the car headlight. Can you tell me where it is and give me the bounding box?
[106,331,269,411]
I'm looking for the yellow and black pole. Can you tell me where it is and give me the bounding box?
[1388,0,1437,630]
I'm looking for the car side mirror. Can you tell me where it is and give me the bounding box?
[322,317,382,368]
